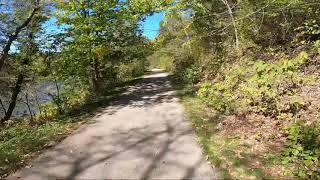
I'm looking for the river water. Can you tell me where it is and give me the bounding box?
[0,81,60,119]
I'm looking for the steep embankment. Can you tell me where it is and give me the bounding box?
[169,48,320,179]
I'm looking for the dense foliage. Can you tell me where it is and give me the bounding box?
[150,0,320,178]
[1,0,320,178]
[0,0,165,177]
[0,0,158,122]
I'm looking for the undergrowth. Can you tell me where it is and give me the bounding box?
[178,94,278,179]
[152,3,320,179]
[0,78,140,178]
[169,47,320,179]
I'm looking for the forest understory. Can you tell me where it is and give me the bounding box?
[149,0,320,179]
[166,40,320,179]
[1,0,320,179]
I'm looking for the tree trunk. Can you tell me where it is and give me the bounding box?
[25,93,34,123]
[222,0,239,50]
[0,98,7,115]
[91,71,101,94]
[0,5,40,71]
[93,58,103,90]
[1,74,24,123]
[54,79,64,114]
[35,93,42,115]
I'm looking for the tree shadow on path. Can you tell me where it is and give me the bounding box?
[8,70,216,180]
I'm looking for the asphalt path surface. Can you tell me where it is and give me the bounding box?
[8,70,218,180]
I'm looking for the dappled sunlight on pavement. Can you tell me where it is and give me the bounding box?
[8,69,218,180]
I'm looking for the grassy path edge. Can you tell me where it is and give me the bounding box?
[0,78,141,178]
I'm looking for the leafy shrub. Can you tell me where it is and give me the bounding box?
[148,55,173,72]
[295,20,320,45]
[197,82,236,114]
[197,52,315,117]
[183,65,202,85]
[282,120,320,178]
[169,51,205,86]
[35,103,59,124]
[118,60,146,81]
[61,86,89,109]
[196,51,319,178]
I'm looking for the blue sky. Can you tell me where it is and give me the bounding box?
[43,12,164,40]
[141,12,164,39]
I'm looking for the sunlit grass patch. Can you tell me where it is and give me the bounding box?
[0,78,140,178]
[0,120,80,177]
[180,96,285,179]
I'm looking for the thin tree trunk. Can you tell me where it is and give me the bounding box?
[1,29,36,124]
[54,79,63,114]
[25,93,34,123]
[91,71,100,93]
[0,5,40,71]
[222,0,239,49]
[184,28,192,51]
[35,93,42,115]
[84,1,102,94]
[0,98,7,115]
[92,58,102,92]
[1,74,24,123]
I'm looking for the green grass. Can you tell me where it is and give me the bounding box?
[181,96,276,179]
[0,78,140,178]
[0,120,78,177]
[169,78,282,179]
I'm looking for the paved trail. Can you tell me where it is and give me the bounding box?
[9,70,218,180]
